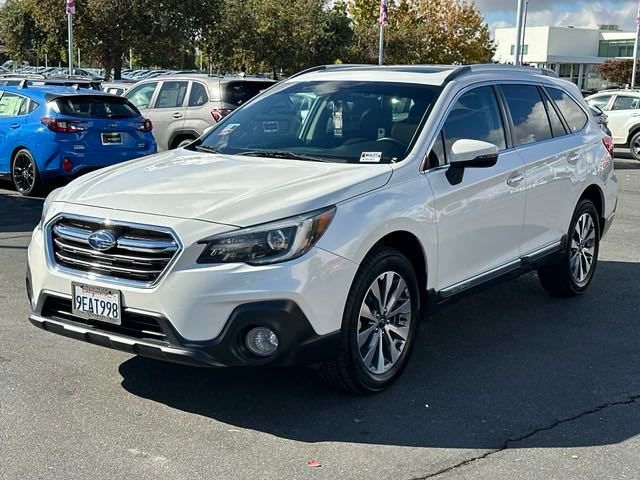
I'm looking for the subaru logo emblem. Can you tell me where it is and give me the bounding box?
[88,230,117,252]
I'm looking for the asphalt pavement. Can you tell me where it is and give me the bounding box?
[1,157,639,480]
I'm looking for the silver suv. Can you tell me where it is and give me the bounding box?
[124,74,275,150]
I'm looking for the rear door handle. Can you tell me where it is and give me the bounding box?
[506,172,524,188]
[172,113,183,119]
[567,152,580,165]
[9,123,20,129]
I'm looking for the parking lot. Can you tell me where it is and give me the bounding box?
[0,156,639,480]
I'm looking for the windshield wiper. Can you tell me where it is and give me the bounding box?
[237,150,326,162]
[195,145,222,154]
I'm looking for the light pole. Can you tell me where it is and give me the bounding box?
[66,0,76,75]
[632,0,640,88]
[513,0,526,65]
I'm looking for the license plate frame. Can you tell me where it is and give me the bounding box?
[71,283,122,325]
[101,132,123,145]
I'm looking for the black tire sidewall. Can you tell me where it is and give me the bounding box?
[565,200,600,293]
[11,149,39,196]
[631,132,640,161]
[343,249,421,392]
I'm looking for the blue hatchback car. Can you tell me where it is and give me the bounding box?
[0,85,157,195]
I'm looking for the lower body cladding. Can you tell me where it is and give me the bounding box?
[27,217,357,368]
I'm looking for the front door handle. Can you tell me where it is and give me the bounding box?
[506,172,524,188]
[172,112,183,119]
[567,152,580,165]
[9,123,20,129]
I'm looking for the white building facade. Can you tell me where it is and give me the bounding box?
[494,25,637,91]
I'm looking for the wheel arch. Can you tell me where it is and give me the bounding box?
[578,183,605,234]
[168,129,200,149]
[367,230,429,304]
[626,123,640,146]
[9,146,34,173]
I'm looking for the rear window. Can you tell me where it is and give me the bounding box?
[220,81,273,107]
[53,95,139,119]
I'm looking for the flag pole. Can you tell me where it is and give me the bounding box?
[513,0,526,65]
[378,0,388,65]
[632,0,640,89]
[66,0,75,75]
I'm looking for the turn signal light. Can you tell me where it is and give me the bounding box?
[211,108,233,122]
[41,117,85,133]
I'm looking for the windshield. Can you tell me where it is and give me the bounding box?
[53,95,140,119]
[195,81,441,164]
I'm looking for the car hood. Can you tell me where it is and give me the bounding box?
[57,149,393,226]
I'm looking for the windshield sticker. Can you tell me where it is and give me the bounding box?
[333,110,343,137]
[218,123,240,136]
[360,152,382,163]
[263,121,279,133]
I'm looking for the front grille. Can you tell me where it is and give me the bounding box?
[49,216,180,286]
[42,295,168,342]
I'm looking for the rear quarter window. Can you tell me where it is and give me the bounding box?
[53,95,140,119]
[546,87,588,133]
[221,81,273,107]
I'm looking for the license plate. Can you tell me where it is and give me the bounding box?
[72,283,121,325]
[101,132,122,145]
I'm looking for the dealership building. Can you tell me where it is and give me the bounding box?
[494,25,637,90]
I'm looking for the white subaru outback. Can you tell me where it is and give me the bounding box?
[27,65,618,393]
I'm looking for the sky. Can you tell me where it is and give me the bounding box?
[475,0,640,34]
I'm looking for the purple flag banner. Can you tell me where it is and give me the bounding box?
[66,0,76,15]
[379,0,388,26]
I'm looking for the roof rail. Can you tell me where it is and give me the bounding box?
[470,64,558,77]
[18,79,28,89]
[288,64,375,80]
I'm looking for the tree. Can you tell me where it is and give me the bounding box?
[598,59,639,86]
[347,0,495,65]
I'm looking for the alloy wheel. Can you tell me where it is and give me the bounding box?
[13,154,35,194]
[357,271,412,375]
[632,136,640,157]
[570,212,597,285]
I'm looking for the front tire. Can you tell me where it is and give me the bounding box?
[629,131,640,161]
[319,247,421,394]
[11,149,42,196]
[538,199,600,296]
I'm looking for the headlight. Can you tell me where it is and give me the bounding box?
[40,187,64,227]
[197,206,336,265]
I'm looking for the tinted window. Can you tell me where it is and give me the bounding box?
[188,82,209,107]
[588,95,612,110]
[442,86,506,156]
[125,82,158,109]
[501,85,552,145]
[197,81,440,164]
[27,100,39,114]
[155,81,188,108]
[546,87,588,133]
[543,96,567,137]
[221,81,273,107]
[0,92,25,117]
[54,96,139,118]
[612,95,640,111]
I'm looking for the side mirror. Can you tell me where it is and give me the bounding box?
[446,139,499,185]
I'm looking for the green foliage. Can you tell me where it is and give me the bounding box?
[598,59,639,86]
[0,0,495,78]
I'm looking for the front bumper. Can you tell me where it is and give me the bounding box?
[28,299,340,367]
[28,205,357,366]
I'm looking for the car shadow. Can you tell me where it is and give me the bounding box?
[0,185,43,234]
[119,260,640,449]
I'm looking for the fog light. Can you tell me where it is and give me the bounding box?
[245,327,279,357]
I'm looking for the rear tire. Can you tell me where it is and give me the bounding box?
[11,149,43,196]
[629,131,640,161]
[175,137,196,149]
[538,199,600,297]
[319,247,421,394]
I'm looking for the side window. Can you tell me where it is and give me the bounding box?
[588,95,612,110]
[542,95,567,137]
[546,87,588,133]
[0,92,26,117]
[611,95,640,111]
[188,82,209,107]
[155,81,188,109]
[501,84,552,146]
[442,86,507,158]
[124,82,158,110]
[27,100,39,114]
[427,131,446,168]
